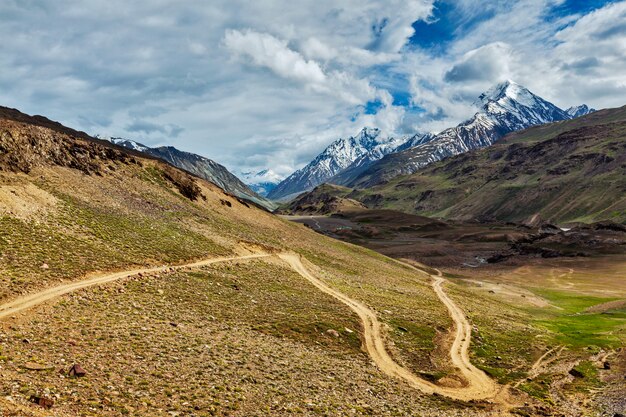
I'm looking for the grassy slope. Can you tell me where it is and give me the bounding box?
[1,119,484,415]
[339,106,626,224]
[2,115,621,415]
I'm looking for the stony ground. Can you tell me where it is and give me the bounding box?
[0,260,506,416]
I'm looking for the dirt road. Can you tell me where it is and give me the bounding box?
[280,253,500,401]
[0,254,269,320]
[0,251,500,401]
[429,268,499,397]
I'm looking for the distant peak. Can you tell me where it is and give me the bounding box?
[479,79,524,100]
[476,80,542,108]
[566,104,596,118]
[358,127,381,136]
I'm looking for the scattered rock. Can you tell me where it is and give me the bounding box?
[40,263,49,270]
[398,326,408,333]
[30,395,54,409]
[603,361,611,370]
[22,338,30,344]
[568,367,584,378]
[68,363,86,377]
[170,322,178,327]
[344,327,354,334]
[157,289,164,295]
[326,329,340,338]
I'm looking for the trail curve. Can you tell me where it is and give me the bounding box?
[0,254,269,320]
[0,251,500,402]
[279,253,500,401]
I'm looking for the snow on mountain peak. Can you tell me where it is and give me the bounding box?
[476,79,537,107]
[240,169,283,184]
[270,80,597,200]
[566,104,596,118]
[99,135,150,152]
[267,127,409,199]
[239,169,283,197]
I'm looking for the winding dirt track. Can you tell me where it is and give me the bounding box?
[0,251,499,401]
[280,253,499,401]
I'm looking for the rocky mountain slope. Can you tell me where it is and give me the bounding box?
[343,80,595,188]
[567,104,596,118]
[267,127,408,200]
[104,137,276,210]
[295,105,625,225]
[277,183,366,215]
[0,106,469,416]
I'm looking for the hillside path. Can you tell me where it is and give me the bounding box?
[0,254,269,320]
[280,253,500,401]
[0,251,501,401]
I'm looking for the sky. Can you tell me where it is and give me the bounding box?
[1,0,625,181]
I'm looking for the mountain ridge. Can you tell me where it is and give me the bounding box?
[341,80,595,189]
[101,137,276,210]
[239,169,283,197]
[267,127,408,200]
[270,81,595,200]
[284,105,626,225]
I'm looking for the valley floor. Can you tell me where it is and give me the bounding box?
[283,213,626,416]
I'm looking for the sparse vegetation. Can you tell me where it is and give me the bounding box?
[1,111,625,416]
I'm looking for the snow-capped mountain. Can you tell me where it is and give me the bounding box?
[239,169,283,197]
[566,104,596,118]
[267,127,408,200]
[101,136,276,210]
[344,80,592,188]
[393,132,436,153]
[106,137,150,152]
[327,131,435,186]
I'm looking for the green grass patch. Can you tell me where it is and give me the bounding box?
[530,290,626,349]
[566,360,602,393]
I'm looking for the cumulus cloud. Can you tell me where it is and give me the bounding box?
[223,30,326,85]
[223,29,400,107]
[0,0,437,175]
[0,0,624,178]
[126,120,184,138]
[444,43,513,83]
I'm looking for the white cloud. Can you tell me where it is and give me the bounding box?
[0,0,624,179]
[444,42,513,83]
[223,29,327,85]
[0,0,436,176]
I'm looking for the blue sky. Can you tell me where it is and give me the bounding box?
[0,0,625,181]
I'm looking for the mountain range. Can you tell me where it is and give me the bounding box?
[269,80,595,200]
[284,104,626,225]
[267,127,409,200]
[238,169,283,197]
[100,137,276,210]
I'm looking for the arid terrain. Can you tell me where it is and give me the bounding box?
[0,108,624,417]
[3,2,626,416]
